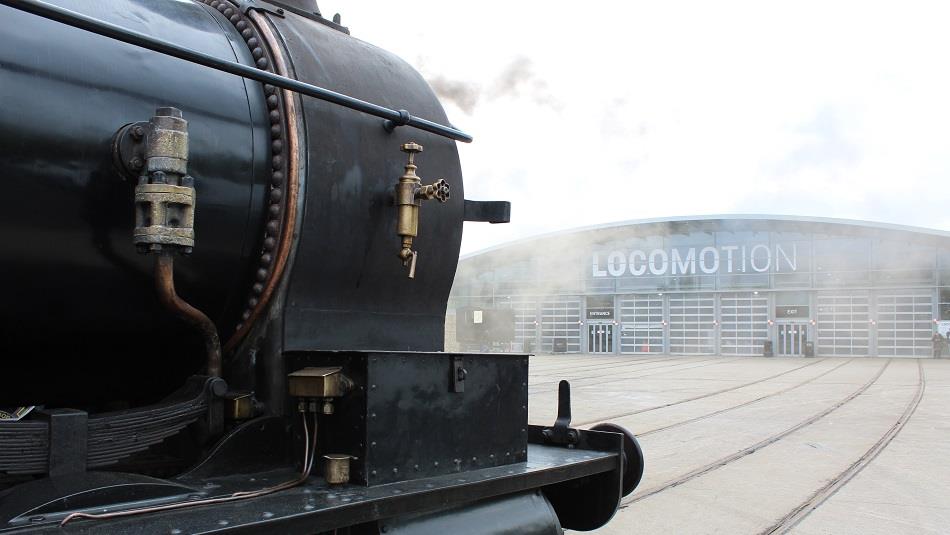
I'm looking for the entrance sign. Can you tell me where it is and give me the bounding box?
[587,308,614,320]
[592,244,798,277]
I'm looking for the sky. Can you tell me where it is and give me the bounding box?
[320,1,950,254]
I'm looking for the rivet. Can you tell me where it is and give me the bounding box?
[269,110,280,124]
[263,237,276,251]
[256,58,269,69]
[256,268,268,281]
[272,155,283,170]
[371,470,377,476]
[247,37,259,48]
[241,310,251,321]
[223,8,234,16]
[260,253,273,266]
[216,4,226,12]
[268,204,281,217]
[271,171,284,186]
[270,124,282,139]
[253,47,264,60]
[241,28,253,39]
[218,520,229,526]
[264,84,276,95]
[270,188,283,203]
[252,283,264,295]
[272,139,283,154]
[266,220,279,235]
[229,14,241,24]
[248,297,259,307]
[392,468,398,474]
[236,20,248,30]
[266,94,279,108]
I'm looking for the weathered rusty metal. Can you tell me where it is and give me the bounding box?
[132,108,196,253]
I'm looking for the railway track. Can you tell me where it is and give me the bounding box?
[530,356,715,385]
[529,357,742,394]
[531,355,677,376]
[633,358,853,436]
[758,359,926,534]
[573,358,827,426]
[620,358,893,508]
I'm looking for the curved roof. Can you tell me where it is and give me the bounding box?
[461,214,950,263]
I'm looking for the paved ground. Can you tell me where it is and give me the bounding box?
[527,354,950,535]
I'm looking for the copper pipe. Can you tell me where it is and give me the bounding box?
[156,253,222,377]
[223,10,301,354]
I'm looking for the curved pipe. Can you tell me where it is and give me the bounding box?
[156,254,222,377]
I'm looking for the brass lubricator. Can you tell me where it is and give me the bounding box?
[394,142,450,278]
[130,107,196,253]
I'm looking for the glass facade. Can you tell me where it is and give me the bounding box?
[450,218,950,357]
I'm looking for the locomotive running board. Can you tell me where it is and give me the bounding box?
[0,433,621,533]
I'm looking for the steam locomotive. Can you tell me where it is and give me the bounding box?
[0,0,643,532]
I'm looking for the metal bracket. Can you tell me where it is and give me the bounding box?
[232,0,287,16]
[541,380,578,446]
[463,200,511,224]
[451,356,467,393]
[35,409,88,477]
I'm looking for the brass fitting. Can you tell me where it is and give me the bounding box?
[288,366,355,415]
[132,107,196,254]
[394,142,450,278]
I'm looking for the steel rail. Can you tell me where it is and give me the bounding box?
[0,0,473,143]
[758,359,926,534]
[620,359,892,508]
[571,358,826,426]
[635,358,852,437]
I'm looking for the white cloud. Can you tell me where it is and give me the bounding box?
[321,1,950,253]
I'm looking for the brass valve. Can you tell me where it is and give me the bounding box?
[394,142,450,278]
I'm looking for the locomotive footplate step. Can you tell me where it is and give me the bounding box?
[7,444,617,534]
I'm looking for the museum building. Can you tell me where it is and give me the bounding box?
[448,215,950,357]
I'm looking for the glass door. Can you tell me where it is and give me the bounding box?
[777,323,807,355]
[588,323,614,353]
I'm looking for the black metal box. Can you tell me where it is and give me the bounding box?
[284,351,528,485]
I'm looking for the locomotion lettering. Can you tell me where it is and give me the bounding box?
[592,244,798,277]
